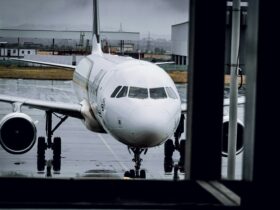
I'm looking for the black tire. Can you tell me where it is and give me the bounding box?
[179,140,186,173]
[53,156,61,171]
[164,157,173,173]
[37,137,46,157]
[53,137,61,158]
[140,169,146,179]
[129,169,135,178]
[164,139,174,158]
[179,139,186,158]
[124,171,130,178]
[37,156,45,171]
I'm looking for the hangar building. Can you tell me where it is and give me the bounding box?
[171,21,188,66]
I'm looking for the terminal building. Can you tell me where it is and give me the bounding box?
[171,21,188,66]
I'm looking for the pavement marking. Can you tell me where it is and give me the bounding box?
[97,134,128,171]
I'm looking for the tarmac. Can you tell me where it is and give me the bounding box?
[0,79,243,180]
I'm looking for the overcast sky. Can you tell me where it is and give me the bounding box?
[0,0,189,39]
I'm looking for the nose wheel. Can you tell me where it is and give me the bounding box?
[124,148,147,179]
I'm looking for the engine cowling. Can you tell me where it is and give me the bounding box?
[222,116,244,157]
[0,112,37,154]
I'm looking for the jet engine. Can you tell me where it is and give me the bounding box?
[0,112,37,154]
[222,116,244,157]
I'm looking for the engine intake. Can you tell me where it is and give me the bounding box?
[222,116,244,157]
[0,113,37,154]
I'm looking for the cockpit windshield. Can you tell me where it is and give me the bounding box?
[111,86,177,100]
[128,87,148,99]
[111,86,122,97]
[165,87,178,99]
[150,87,167,99]
[116,86,128,98]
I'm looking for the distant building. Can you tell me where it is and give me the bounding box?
[0,48,37,57]
[0,29,140,54]
[171,21,188,66]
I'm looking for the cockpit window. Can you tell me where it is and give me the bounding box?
[165,87,178,99]
[128,87,148,99]
[149,87,167,99]
[111,86,122,98]
[116,86,128,98]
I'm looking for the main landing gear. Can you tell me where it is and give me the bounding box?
[164,114,186,174]
[124,148,148,179]
[37,111,67,173]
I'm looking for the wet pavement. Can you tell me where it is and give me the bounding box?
[0,79,244,179]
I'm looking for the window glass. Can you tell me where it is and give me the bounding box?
[150,87,167,99]
[129,87,148,99]
[111,86,122,98]
[116,86,128,98]
[166,87,178,99]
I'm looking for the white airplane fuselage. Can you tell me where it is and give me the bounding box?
[73,52,181,148]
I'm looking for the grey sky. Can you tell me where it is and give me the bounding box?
[0,0,189,39]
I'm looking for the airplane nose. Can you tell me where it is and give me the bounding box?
[126,107,172,147]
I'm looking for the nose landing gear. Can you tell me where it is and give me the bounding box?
[124,148,148,179]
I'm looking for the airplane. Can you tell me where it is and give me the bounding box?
[0,0,244,178]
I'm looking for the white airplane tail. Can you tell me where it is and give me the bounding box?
[92,0,102,55]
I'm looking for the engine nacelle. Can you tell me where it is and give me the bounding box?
[0,112,37,154]
[222,116,244,157]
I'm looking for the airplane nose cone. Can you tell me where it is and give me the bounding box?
[126,107,172,147]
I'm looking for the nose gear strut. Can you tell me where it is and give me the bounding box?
[124,147,148,179]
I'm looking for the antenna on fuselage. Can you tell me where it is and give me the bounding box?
[92,0,102,54]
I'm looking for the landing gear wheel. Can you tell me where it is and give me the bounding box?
[179,139,186,172]
[164,157,174,173]
[53,137,61,158]
[37,137,46,157]
[53,157,61,171]
[124,171,131,178]
[164,139,174,158]
[37,137,46,171]
[140,169,146,178]
[37,156,45,171]
[129,169,136,178]
[125,148,147,179]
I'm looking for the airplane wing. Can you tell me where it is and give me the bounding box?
[154,61,175,65]
[10,58,76,69]
[181,96,246,114]
[0,94,83,119]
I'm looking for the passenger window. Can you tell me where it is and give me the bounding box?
[111,86,122,98]
[150,87,167,99]
[129,87,148,99]
[166,87,178,99]
[116,86,128,98]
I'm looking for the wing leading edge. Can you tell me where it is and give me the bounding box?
[10,58,76,69]
[0,94,83,119]
[181,96,246,114]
